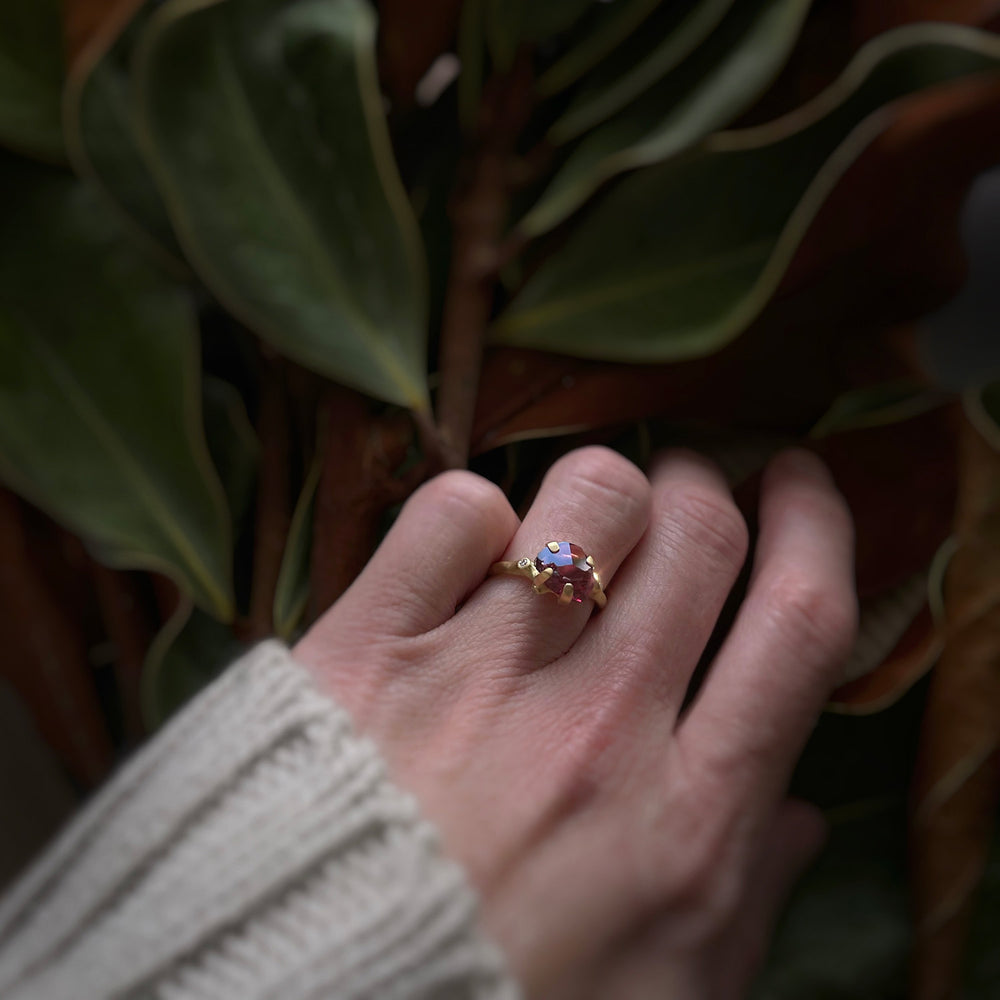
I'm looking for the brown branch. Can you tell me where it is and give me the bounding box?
[435,56,534,469]
[247,353,292,638]
[91,564,153,746]
[309,389,429,620]
[0,489,112,786]
[309,387,381,617]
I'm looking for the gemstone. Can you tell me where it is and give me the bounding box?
[534,541,594,603]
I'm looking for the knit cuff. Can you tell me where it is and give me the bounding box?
[0,641,520,1000]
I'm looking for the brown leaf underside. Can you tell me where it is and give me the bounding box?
[475,73,1000,453]
[911,419,1000,1000]
[830,603,940,712]
[62,0,143,69]
[853,0,1000,44]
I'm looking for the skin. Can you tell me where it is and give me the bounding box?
[295,445,858,998]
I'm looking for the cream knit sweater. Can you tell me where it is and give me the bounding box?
[0,642,521,999]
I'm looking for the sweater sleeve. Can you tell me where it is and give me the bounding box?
[0,641,521,1000]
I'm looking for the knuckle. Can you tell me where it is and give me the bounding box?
[639,767,746,934]
[554,446,651,516]
[763,570,858,659]
[695,869,744,933]
[665,829,745,934]
[414,470,514,534]
[666,487,749,573]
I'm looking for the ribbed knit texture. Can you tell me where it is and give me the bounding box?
[0,641,521,1000]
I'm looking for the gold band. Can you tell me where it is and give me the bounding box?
[489,541,607,608]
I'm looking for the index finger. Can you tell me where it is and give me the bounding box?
[676,449,858,814]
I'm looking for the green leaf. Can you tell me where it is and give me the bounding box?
[142,600,242,729]
[810,380,949,438]
[202,376,258,525]
[64,8,184,263]
[136,0,430,410]
[0,156,234,620]
[496,25,1000,362]
[536,0,662,97]
[548,0,737,141]
[273,454,322,639]
[524,0,808,236]
[0,0,65,160]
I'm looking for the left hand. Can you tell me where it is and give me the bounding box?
[295,445,857,998]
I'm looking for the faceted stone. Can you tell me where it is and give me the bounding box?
[534,541,594,603]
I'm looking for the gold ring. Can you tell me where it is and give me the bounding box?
[489,541,607,608]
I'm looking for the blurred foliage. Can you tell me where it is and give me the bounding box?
[0,0,65,161]
[1,0,1000,993]
[0,154,233,618]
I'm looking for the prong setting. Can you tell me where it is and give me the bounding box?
[490,541,606,609]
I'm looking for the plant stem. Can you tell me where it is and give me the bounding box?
[248,354,291,638]
[436,57,534,468]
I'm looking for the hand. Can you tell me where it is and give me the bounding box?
[294,445,857,998]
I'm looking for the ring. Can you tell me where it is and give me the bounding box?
[489,541,607,608]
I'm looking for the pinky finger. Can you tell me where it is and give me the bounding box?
[714,799,827,995]
[677,448,858,817]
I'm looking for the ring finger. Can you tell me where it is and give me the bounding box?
[448,446,651,669]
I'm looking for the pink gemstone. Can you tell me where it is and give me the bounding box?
[534,542,594,603]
